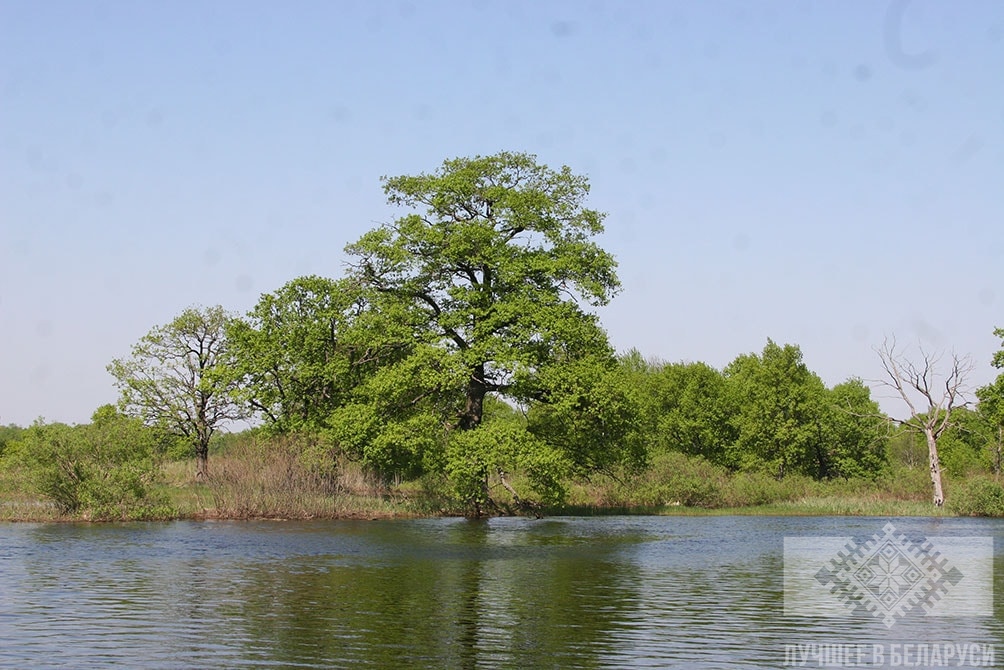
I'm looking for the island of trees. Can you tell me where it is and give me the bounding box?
[3,152,1003,520]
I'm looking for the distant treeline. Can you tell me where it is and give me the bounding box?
[3,152,1002,518]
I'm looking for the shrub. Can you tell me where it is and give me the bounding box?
[617,451,727,508]
[950,476,1004,517]
[2,410,170,519]
[0,424,24,458]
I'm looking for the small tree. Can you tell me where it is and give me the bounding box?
[874,338,973,506]
[108,305,243,479]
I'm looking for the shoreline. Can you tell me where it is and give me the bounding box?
[0,497,962,523]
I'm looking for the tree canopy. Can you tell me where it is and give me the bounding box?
[975,327,1004,473]
[623,341,887,481]
[335,152,638,512]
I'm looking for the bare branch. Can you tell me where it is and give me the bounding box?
[871,336,973,506]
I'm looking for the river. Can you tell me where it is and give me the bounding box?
[1,516,1002,668]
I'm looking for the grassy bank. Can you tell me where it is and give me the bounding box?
[4,444,1001,522]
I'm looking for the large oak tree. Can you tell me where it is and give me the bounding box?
[342,152,639,513]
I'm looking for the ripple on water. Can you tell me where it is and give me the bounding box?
[1,517,1003,668]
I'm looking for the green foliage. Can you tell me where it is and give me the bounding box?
[615,451,728,508]
[445,420,568,510]
[2,408,170,518]
[724,340,827,477]
[225,276,408,434]
[938,407,996,476]
[885,428,925,469]
[621,345,887,483]
[975,327,1004,472]
[992,327,1004,369]
[823,379,888,479]
[0,424,24,458]
[626,356,734,462]
[578,451,834,509]
[339,152,636,512]
[951,476,1004,517]
[108,305,243,478]
[325,342,462,477]
[525,354,645,476]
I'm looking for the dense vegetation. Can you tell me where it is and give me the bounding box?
[3,154,1003,520]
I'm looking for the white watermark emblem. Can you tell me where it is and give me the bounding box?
[784,522,992,628]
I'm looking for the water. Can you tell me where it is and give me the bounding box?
[1,516,1002,668]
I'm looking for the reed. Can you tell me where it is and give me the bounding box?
[203,435,411,519]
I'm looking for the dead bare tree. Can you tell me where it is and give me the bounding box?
[874,338,973,506]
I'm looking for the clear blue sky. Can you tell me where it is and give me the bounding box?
[1,0,1001,426]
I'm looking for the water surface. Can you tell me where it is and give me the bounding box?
[1,516,1002,668]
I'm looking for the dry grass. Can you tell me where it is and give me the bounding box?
[199,435,413,520]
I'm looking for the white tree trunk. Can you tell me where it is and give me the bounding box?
[874,339,971,508]
[925,429,945,506]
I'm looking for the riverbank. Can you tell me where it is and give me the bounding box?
[1,462,987,522]
[0,496,960,523]
[4,446,1001,522]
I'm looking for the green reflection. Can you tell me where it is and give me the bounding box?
[226,518,644,668]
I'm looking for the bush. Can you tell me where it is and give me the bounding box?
[0,424,24,458]
[873,465,932,501]
[950,476,1004,517]
[2,410,170,519]
[616,451,727,508]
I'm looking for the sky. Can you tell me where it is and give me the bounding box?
[1,0,1002,426]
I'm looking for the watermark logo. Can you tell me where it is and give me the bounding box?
[784,522,992,628]
[815,522,962,628]
[784,642,995,667]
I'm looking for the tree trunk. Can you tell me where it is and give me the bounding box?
[925,429,945,507]
[459,363,486,431]
[996,427,1002,477]
[458,363,489,517]
[195,443,209,480]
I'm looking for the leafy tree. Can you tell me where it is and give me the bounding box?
[342,151,637,513]
[822,379,887,479]
[976,327,1004,474]
[937,406,995,476]
[623,348,885,480]
[524,354,644,484]
[108,305,243,479]
[650,361,734,463]
[2,407,167,517]
[724,340,827,478]
[326,341,463,479]
[225,276,405,432]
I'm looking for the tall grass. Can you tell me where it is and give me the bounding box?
[0,466,61,521]
[203,434,411,519]
[561,450,943,516]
